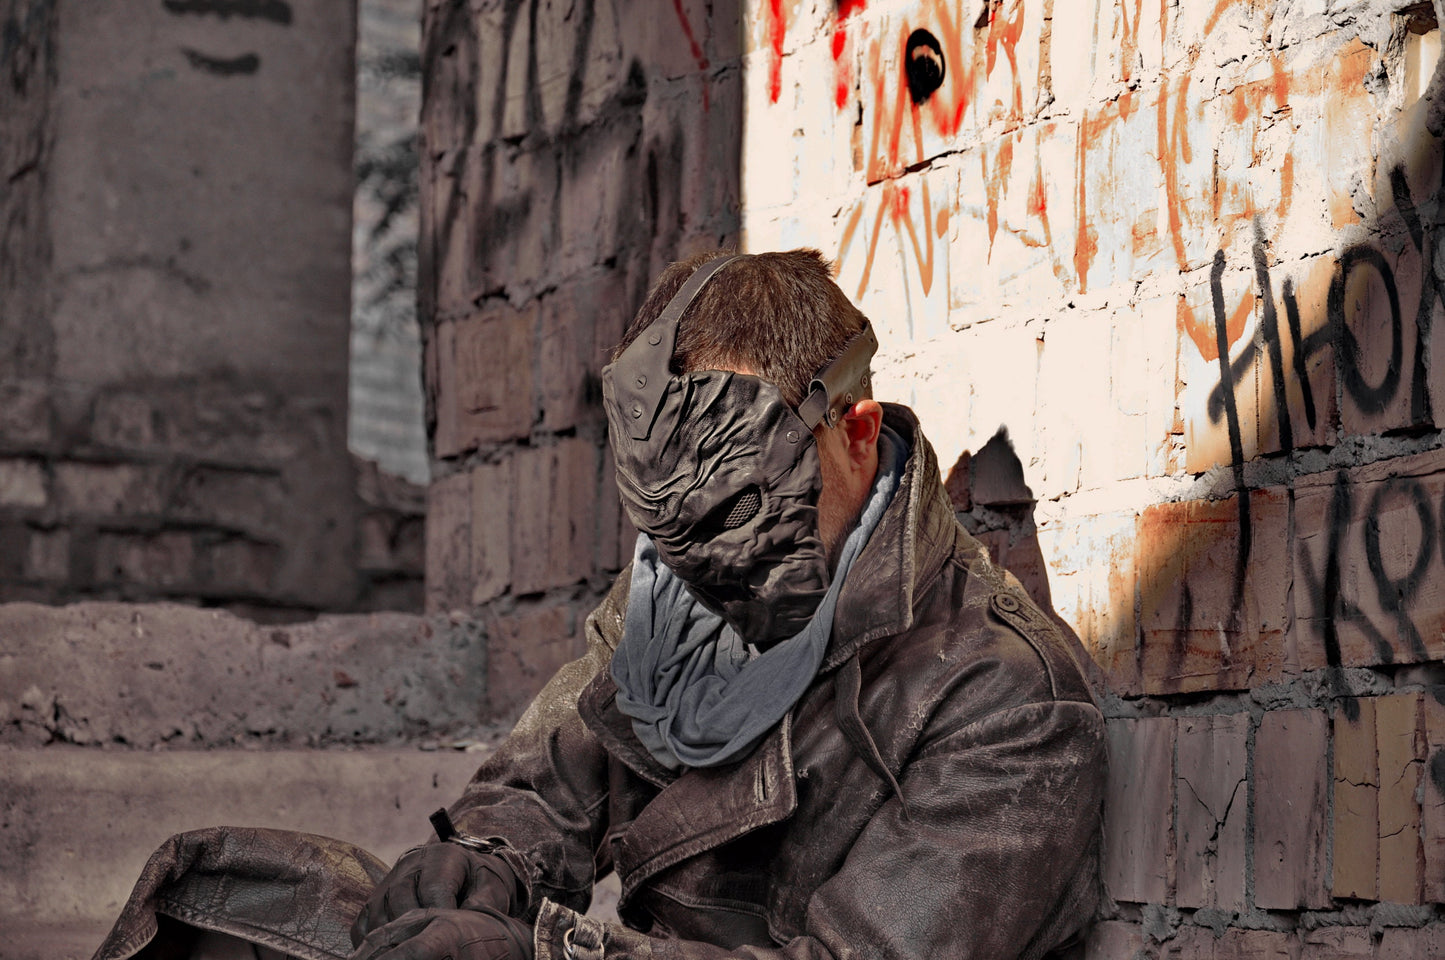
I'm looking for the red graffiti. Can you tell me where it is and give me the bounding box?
[807,0,1333,322]
[672,0,711,108]
[832,22,851,110]
[768,0,786,104]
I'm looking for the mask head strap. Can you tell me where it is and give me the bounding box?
[611,255,743,441]
[796,321,879,430]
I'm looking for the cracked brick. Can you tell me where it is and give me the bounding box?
[1254,708,1330,909]
[1379,925,1445,958]
[1300,926,1371,959]
[1333,697,1379,901]
[1423,691,1445,904]
[1215,929,1294,960]
[1176,714,1248,910]
[1103,717,1175,903]
[1377,693,1425,904]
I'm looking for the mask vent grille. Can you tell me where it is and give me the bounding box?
[722,488,763,530]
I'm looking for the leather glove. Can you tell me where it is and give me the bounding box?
[352,843,526,946]
[350,907,534,960]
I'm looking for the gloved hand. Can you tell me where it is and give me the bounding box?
[351,843,526,946]
[350,907,534,960]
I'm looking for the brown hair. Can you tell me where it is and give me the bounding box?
[614,249,870,408]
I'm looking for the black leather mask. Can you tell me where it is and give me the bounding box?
[602,256,878,648]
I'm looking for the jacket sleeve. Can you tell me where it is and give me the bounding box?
[445,571,632,918]
[529,696,1107,960]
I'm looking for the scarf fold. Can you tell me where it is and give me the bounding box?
[612,427,908,770]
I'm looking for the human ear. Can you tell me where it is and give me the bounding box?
[840,399,883,467]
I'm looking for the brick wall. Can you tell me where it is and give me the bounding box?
[421,0,1445,953]
[417,0,743,716]
[740,0,1445,954]
[0,0,366,617]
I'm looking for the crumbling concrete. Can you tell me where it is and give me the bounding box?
[0,602,490,748]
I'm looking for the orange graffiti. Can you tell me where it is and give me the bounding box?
[839,0,1032,299]
[1073,125,1097,290]
[1180,290,1255,363]
[813,0,1340,309]
[1157,72,1193,271]
[844,177,945,300]
[982,135,1014,249]
[983,0,1024,118]
[1074,97,1132,292]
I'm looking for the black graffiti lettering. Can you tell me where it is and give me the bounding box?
[1390,165,1437,426]
[1191,146,1445,685]
[1363,478,1433,661]
[1255,223,1292,453]
[181,48,259,75]
[1164,575,1194,684]
[1331,245,1403,416]
[1295,472,1354,713]
[161,0,292,24]
[905,30,946,105]
[1281,277,1318,433]
[1431,748,1445,796]
[1210,250,1251,634]
[1206,154,1445,444]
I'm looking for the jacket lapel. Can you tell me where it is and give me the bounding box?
[579,670,799,900]
[610,711,797,901]
[577,671,678,789]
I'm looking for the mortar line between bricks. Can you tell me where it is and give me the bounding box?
[1244,710,1257,912]
[1327,702,1339,909]
[1170,718,1180,907]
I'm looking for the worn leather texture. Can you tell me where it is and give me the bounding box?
[351,843,527,945]
[452,405,1108,960]
[92,827,388,960]
[92,405,1105,960]
[350,907,533,960]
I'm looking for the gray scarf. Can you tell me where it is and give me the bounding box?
[612,427,907,770]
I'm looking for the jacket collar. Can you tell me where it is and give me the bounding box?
[578,671,797,901]
[575,404,955,891]
[819,402,958,673]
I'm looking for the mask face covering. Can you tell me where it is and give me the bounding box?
[601,256,878,648]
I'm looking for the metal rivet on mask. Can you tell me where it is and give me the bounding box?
[630,402,643,419]
[786,430,800,443]
[861,374,869,387]
[845,392,854,405]
[647,333,662,345]
[635,375,647,388]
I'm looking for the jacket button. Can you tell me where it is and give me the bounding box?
[995,593,1021,612]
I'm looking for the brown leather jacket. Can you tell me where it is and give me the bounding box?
[454,405,1106,960]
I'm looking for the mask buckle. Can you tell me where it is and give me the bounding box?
[608,255,743,441]
[796,321,879,430]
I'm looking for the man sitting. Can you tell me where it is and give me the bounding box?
[348,249,1107,960]
[97,249,1105,960]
